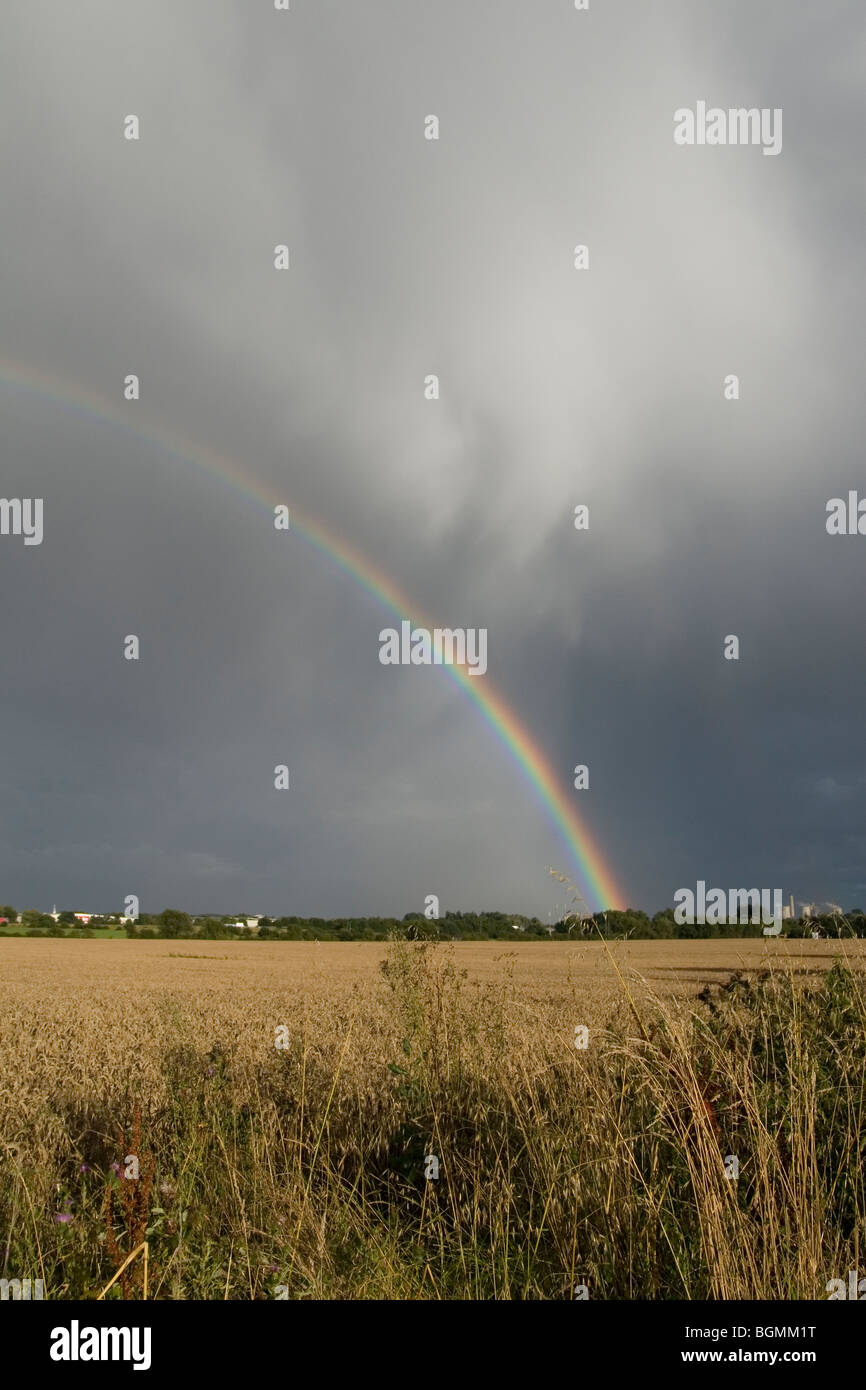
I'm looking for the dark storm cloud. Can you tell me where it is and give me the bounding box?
[0,0,863,916]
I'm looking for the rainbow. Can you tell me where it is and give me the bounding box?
[0,360,626,911]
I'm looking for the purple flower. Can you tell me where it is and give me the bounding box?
[207,1066,215,1077]
[79,1163,90,1173]
[54,1213,73,1224]
[110,1162,121,1176]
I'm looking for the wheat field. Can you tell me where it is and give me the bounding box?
[1,937,864,1300]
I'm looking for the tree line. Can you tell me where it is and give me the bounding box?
[2,904,865,940]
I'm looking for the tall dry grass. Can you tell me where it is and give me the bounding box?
[0,938,863,1298]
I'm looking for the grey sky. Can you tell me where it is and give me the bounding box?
[1,0,864,917]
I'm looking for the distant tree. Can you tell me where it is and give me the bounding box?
[157,909,192,938]
[199,918,230,939]
[652,909,676,928]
